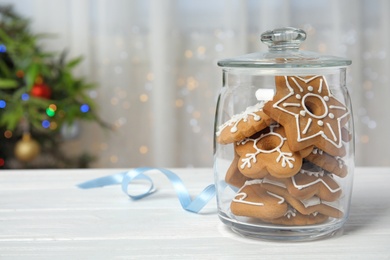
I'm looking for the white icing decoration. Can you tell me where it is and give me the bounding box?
[326,122,337,141]
[232,180,265,206]
[312,148,324,155]
[216,103,264,136]
[301,197,321,208]
[300,167,324,177]
[321,200,342,211]
[291,174,341,193]
[266,191,285,204]
[277,151,295,168]
[238,126,296,169]
[335,157,345,169]
[295,94,301,99]
[318,79,323,93]
[301,197,343,212]
[291,77,304,92]
[233,193,264,206]
[283,103,301,107]
[317,120,324,126]
[272,76,350,149]
[262,177,287,188]
[308,86,314,91]
[232,181,287,207]
[302,118,312,134]
[245,179,264,185]
[329,105,347,111]
[302,93,328,119]
[284,207,297,219]
[329,113,335,119]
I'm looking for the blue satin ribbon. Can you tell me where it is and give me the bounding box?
[77,167,216,213]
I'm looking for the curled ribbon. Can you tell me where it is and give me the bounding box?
[77,167,216,213]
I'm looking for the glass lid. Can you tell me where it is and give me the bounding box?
[217,27,352,68]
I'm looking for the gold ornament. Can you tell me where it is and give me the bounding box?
[14,133,41,162]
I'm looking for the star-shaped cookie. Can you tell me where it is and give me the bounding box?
[263,75,350,157]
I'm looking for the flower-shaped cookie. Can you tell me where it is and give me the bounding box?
[216,102,271,144]
[235,125,312,179]
[263,76,350,157]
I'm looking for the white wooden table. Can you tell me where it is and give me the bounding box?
[1,167,389,259]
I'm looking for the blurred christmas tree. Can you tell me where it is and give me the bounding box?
[0,5,106,169]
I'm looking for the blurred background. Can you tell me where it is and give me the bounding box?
[0,0,388,169]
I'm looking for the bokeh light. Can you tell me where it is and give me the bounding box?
[21,93,30,101]
[80,104,90,113]
[42,120,50,128]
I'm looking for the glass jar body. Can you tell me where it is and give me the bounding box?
[214,68,354,241]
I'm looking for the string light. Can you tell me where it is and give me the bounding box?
[0,44,6,53]
[186,77,198,91]
[175,99,184,107]
[139,145,148,154]
[111,97,119,105]
[0,158,5,167]
[197,46,206,55]
[192,111,201,119]
[46,107,56,117]
[185,50,193,58]
[110,155,118,163]
[21,93,29,101]
[360,135,369,144]
[35,76,43,85]
[0,100,6,108]
[80,104,90,113]
[122,101,130,109]
[4,130,12,138]
[139,94,149,102]
[49,122,58,130]
[16,70,24,78]
[100,143,108,150]
[42,120,50,128]
[146,72,154,81]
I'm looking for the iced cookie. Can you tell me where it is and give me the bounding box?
[225,152,251,189]
[261,180,343,218]
[266,207,329,226]
[263,75,350,157]
[263,165,342,202]
[216,103,272,144]
[235,125,313,179]
[305,148,348,178]
[230,179,288,220]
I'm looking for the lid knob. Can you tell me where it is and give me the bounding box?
[261,27,306,51]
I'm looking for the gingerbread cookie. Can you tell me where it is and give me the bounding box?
[230,179,288,220]
[305,148,347,178]
[266,207,329,226]
[261,180,343,218]
[263,75,350,157]
[341,127,353,143]
[216,102,272,144]
[225,152,251,188]
[235,125,313,179]
[263,165,342,202]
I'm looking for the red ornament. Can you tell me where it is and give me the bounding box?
[31,83,52,99]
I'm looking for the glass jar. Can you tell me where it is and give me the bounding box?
[214,27,354,241]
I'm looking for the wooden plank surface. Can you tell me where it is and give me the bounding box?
[0,168,390,259]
